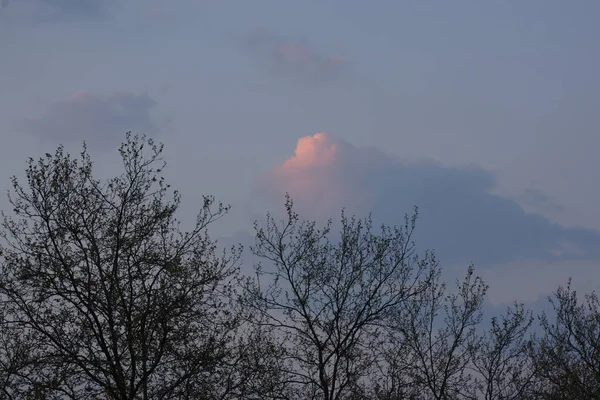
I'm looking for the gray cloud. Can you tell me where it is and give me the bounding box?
[233,26,348,84]
[480,259,600,306]
[517,187,566,214]
[257,133,600,267]
[17,91,161,150]
[1,0,118,21]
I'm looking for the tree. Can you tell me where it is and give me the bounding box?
[0,303,37,399]
[0,133,266,399]
[529,280,600,399]
[244,196,437,400]
[471,303,535,400]
[384,266,488,400]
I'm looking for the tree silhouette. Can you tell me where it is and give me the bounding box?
[0,133,266,399]
[529,281,600,399]
[244,196,437,400]
[0,132,599,399]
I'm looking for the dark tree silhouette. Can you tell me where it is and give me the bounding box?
[529,281,600,399]
[0,133,274,399]
[244,196,437,400]
[471,303,535,400]
[0,303,37,399]
[383,266,487,400]
[1,132,599,400]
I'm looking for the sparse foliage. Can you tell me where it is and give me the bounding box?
[0,133,258,399]
[0,132,599,400]
[245,196,437,400]
[471,303,535,400]
[384,265,488,400]
[529,281,600,399]
[0,305,38,399]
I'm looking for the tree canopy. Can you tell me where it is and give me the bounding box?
[0,133,598,399]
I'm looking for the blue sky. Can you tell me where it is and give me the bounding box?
[1,0,599,306]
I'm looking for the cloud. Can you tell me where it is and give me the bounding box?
[17,91,162,150]
[259,133,600,267]
[480,259,600,306]
[517,187,566,213]
[233,27,348,83]
[262,133,389,218]
[0,0,118,21]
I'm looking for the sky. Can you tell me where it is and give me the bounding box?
[1,0,599,309]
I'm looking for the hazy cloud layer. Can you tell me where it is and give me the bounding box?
[259,133,600,267]
[0,0,118,21]
[517,187,566,214]
[480,259,600,306]
[17,91,161,149]
[234,27,347,83]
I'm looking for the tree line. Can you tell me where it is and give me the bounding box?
[0,134,598,399]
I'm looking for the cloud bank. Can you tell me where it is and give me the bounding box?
[260,133,600,267]
[17,91,161,150]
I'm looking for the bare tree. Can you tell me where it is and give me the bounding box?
[0,133,267,399]
[244,196,436,400]
[385,266,487,400]
[0,305,36,399]
[471,303,535,400]
[529,280,600,399]
[7,133,600,400]
[215,323,294,400]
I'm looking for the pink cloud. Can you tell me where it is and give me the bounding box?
[277,133,339,169]
[263,133,384,219]
[256,133,600,268]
